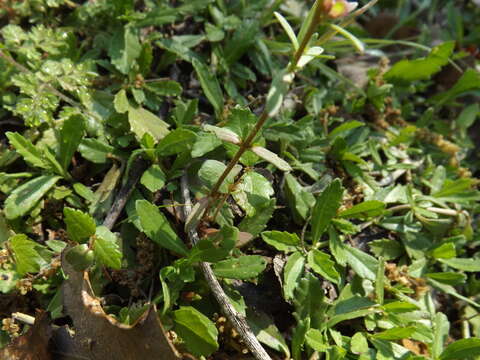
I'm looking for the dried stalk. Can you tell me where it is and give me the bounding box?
[181,175,272,360]
[103,156,148,230]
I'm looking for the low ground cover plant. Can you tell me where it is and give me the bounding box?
[0,0,480,359]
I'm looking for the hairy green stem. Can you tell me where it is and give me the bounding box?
[207,0,379,218]
[208,1,327,202]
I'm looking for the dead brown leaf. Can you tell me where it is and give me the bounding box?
[59,253,181,360]
[401,339,429,357]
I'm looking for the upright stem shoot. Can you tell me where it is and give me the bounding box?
[208,1,326,201]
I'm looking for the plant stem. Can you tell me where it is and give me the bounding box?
[208,1,327,203]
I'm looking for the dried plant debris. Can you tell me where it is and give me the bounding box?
[59,254,181,360]
[0,311,52,360]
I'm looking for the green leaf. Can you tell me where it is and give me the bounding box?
[373,327,416,340]
[294,273,327,325]
[46,239,66,252]
[384,41,454,83]
[440,338,480,360]
[212,255,267,279]
[144,80,182,97]
[376,259,385,304]
[43,146,68,177]
[198,159,241,193]
[389,125,417,146]
[132,87,145,104]
[328,308,378,328]
[456,103,479,131]
[205,22,225,42]
[114,89,130,113]
[173,98,198,126]
[225,107,257,140]
[329,228,347,266]
[192,58,223,114]
[334,293,376,315]
[136,200,188,255]
[370,338,411,359]
[351,332,369,354]
[284,173,315,223]
[369,238,404,260]
[274,11,298,50]
[440,258,480,272]
[251,146,292,172]
[311,179,343,243]
[247,310,290,357]
[65,244,95,272]
[128,106,170,142]
[108,26,142,74]
[328,121,364,139]
[431,242,456,259]
[328,292,379,327]
[261,231,300,252]
[283,251,305,300]
[433,178,476,198]
[344,245,379,281]
[58,115,85,172]
[224,19,259,65]
[5,132,47,169]
[432,69,480,105]
[265,70,293,117]
[78,138,116,164]
[232,171,274,216]
[140,165,166,192]
[329,23,364,53]
[188,226,237,263]
[63,207,96,243]
[297,46,324,71]
[9,234,49,275]
[191,132,222,157]
[305,328,330,352]
[73,183,96,203]
[433,312,450,359]
[428,279,480,308]
[173,306,219,357]
[203,124,241,145]
[156,128,196,156]
[307,249,340,284]
[93,226,122,269]
[382,301,419,313]
[292,318,310,359]
[4,175,61,219]
[338,200,385,219]
[238,199,276,237]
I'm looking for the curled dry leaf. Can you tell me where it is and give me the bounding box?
[60,251,181,360]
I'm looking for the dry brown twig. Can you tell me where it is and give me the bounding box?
[181,174,272,360]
